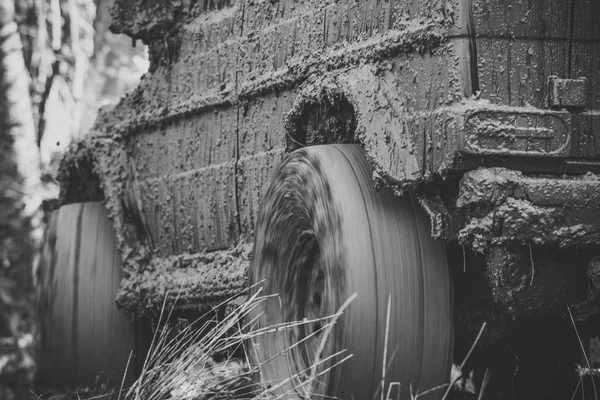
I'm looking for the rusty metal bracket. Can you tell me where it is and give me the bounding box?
[548,76,588,109]
[418,194,456,240]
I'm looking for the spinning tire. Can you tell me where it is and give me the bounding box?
[248,145,453,399]
[38,202,136,387]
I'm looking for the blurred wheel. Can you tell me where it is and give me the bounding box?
[248,144,453,400]
[38,202,136,387]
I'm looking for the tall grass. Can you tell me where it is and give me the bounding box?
[569,306,600,400]
[126,286,354,400]
[32,289,600,400]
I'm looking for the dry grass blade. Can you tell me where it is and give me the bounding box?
[477,368,491,400]
[126,285,355,400]
[308,293,358,380]
[371,294,394,400]
[130,292,172,399]
[371,291,452,400]
[259,349,351,398]
[414,383,449,399]
[117,351,133,400]
[386,382,401,400]
[381,295,392,400]
[568,306,599,400]
[252,293,357,399]
[529,243,535,285]
[441,322,487,400]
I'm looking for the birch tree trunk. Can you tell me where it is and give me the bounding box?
[0,0,40,395]
[0,0,40,208]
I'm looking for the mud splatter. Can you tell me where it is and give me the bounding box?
[457,168,600,253]
[117,241,251,318]
[58,0,600,321]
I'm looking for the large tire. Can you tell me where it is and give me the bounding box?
[38,202,136,387]
[248,144,453,400]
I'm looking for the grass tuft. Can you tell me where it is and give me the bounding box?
[125,286,355,400]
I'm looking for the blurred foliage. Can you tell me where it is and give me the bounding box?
[0,0,147,397]
[1,1,40,395]
[13,0,147,179]
[13,0,95,175]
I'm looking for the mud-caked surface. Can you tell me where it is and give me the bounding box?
[117,241,252,317]
[58,128,252,318]
[59,0,468,317]
[58,0,600,318]
[457,168,600,253]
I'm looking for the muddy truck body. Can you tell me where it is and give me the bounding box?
[44,0,600,397]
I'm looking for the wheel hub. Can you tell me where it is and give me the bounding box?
[286,231,327,378]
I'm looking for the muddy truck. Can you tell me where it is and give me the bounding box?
[38,0,600,398]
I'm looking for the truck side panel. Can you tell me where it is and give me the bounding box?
[471,0,572,108]
[96,0,469,315]
[64,0,599,316]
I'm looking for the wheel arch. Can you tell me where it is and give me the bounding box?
[285,67,437,194]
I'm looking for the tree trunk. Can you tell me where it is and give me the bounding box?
[0,0,40,395]
[0,0,40,206]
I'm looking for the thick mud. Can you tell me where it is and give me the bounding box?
[52,2,600,399]
[58,0,600,341]
[457,168,600,254]
[58,126,252,318]
[57,0,461,318]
